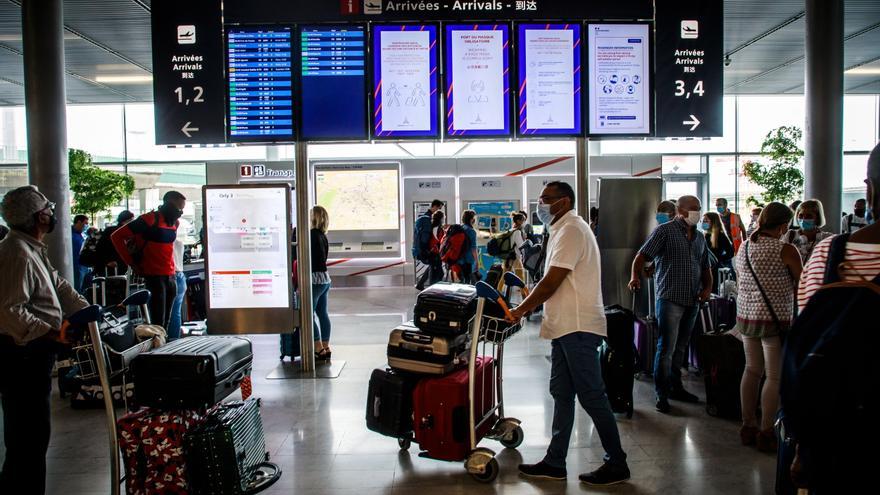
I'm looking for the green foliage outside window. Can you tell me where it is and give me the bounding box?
[69,149,135,224]
[742,126,805,207]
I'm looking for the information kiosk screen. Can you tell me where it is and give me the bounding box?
[299,24,368,140]
[587,23,652,136]
[314,166,401,232]
[516,23,582,136]
[444,24,512,138]
[372,24,440,139]
[226,26,295,142]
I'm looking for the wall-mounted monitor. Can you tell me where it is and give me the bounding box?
[298,24,368,141]
[587,23,652,136]
[203,184,294,334]
[314,163,401,232]
[226,26,295,142]
[444,24,512,138]
[372,24,440,139]
[516,23,583,136]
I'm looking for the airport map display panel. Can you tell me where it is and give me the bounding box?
[372,24,440,139]
[315,166,401,231]
[587,23,652,136]
[226,26,295,142]
[517,23,582,136]
[299,25,369,140]
[444,24,512,137]
[205,187,291,309]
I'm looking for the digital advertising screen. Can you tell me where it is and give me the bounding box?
[444,24,511,137]
[314,166,401,232]
[517,23,582,136]
[204,186,291,312]
[587,23,652,136]
[299,24,368,140]
[372,24,440,139]
[226,26,295,142]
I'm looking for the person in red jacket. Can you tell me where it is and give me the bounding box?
[112,191,186,329]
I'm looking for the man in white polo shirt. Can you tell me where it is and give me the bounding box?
[509,181,629,486]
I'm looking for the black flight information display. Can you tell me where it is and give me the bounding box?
[299,25,368,141]
[226,26,295,142]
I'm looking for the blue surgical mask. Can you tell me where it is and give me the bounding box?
[655,213,670,224]
[799,219,816,231]
[701,222,711,231]
[536,199,562,225]
[716,207,725,214]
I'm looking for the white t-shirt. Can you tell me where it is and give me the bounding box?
[511,228,526,262]
[539,210,607,340]
[173,238,185,273]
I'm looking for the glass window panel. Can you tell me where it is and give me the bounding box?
[0,107,27,164]
[67,105,125,162]
[843,154,869,216]
[125,162,206,242]
[736,96,805,153]
[709,155,736,210]
[664,180,699,202]
[662,155,702,175]
[736,154,763,219]
[843,96,878,152]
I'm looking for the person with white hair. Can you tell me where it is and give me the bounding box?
[0,185,88,494]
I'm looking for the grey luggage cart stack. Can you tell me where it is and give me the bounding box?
[462,281,525,482]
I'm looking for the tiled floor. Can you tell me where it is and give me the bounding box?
[2,287,776,494]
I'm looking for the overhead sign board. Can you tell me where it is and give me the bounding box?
[587,23,652,136]
[225,0,655,23]
[151,0,226,145]
[655,0,724,137]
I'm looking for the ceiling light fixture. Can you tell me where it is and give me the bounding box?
[94,75,153,84]
[845,67,880,75]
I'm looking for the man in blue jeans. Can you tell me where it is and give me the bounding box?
[510,182,629,486]
[629,195,712,413]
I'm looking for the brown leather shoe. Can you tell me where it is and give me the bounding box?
[739,425,759,446]
[756,429,777,453]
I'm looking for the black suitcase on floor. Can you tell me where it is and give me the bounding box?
[601,306,636,418]
[132,336,253,409]
[413,282,477,336]
[696,331,745,419]
[366,368,420,438]
[387,321,469,375]
[185,398,278,495]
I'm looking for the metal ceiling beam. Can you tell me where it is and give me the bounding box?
[130,0,150,12]
[726,20,880,91]
[780,54,880,94]
[7,0,152,74]
[724,11,805,59]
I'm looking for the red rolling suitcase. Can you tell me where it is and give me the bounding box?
[412,357,495,461]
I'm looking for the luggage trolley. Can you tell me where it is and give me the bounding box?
[462,280,525,482]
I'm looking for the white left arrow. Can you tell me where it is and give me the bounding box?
[181,122,199,138]
[683,115,701,131]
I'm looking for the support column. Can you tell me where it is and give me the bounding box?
[294,141,315,373]
[575,137,590,220]
[22,0,72,281]
[804,0,844,233]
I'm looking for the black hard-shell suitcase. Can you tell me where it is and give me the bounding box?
[387,321,469,375]
[414,282,477,336]
[602,306,636,418]
[366,368,420,439]
[185,398,279,495]
[86,274,129,307]
[696,331,745,419]
[132,336,253,409]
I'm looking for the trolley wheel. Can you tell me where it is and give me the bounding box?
[469,457,499,483]
[706,404,719,417]
[499,426,524,449]
[398,436,412,451]
[243,462,282,494]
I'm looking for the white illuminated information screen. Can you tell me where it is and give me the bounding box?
[205,187,290,309]
[315,168,400,231]
[587,24,651,135]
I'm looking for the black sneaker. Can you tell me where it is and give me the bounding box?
[579,462,631,486]
[669,388,700,403]
[656,398,671,413]
[518,461,567,480]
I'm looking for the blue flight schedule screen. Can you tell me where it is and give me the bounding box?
[299,25,367,140]
[227,27,295,142]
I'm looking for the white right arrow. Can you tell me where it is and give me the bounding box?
[181,122,199,138]
[683,115,701,131]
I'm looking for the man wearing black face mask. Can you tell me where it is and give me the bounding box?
[112,191,186,329]
[0,185,89,493]
[841,198,868,234]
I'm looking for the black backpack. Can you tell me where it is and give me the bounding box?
[780,234,880,490]
[78,230,103,267]
[486,230,515,258]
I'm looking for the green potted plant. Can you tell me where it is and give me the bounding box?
[69,149,135,224]
[741,126,805,207]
